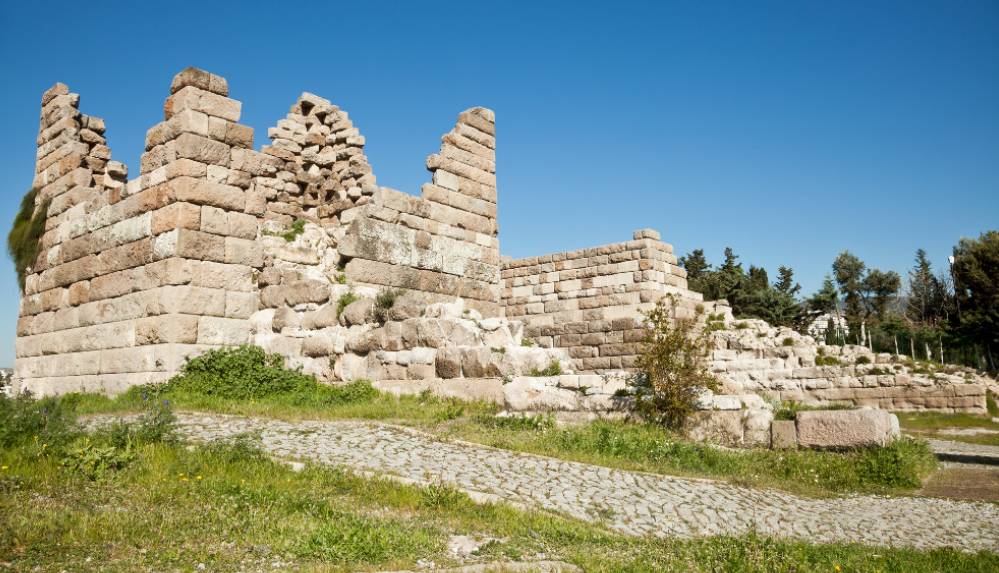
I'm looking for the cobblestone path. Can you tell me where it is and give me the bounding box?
[171,413,999,553]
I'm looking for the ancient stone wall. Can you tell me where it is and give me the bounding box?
[501,228,730,372]
[13,68,505,395]
[15,69,262,395]
[710,319,989,413]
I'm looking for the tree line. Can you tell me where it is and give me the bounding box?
[679,230,999,372]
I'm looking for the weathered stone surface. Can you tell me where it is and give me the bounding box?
[503,377,580,411]
[771,420,798,450]
[796,409,900,449]
[341,298,374,326]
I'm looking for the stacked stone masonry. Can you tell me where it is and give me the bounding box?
[502,229,730,373]
[13,67,995,415]
[14,68,508,395]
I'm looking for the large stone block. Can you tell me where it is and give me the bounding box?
[796,409,900,449]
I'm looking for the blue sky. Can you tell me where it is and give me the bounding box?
[0,1,996,366]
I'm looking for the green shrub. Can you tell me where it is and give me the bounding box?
[855,356,871,365]
[60,437,135,480]
[7,188,50,291]
[154,346,319,400]
[781,337,795,347]
[815,355,842,366]
[735,322,750,329]
[520,338,536,347]
[141,346,379,407]
[374,288,401,322]
[529,360,563,377]
[337,291,360,318]
[634,296,718,429]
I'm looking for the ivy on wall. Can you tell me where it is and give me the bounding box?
[7,188,49,291]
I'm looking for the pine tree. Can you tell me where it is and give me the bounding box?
[679,249,711,294]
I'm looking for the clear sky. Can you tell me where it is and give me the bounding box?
[0,1,996,367]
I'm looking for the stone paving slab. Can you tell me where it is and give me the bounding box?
[927,438,999,465]
[161,413,999,553]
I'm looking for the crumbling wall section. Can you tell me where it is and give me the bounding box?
[501,229,728,372]
[14,68,267,395]
[339,108,501,316]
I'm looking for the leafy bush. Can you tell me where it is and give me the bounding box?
[529,360,563,377]
[520,338,536,347]
[337,291,360,318]
[781,337,795,347]
[60,438,135,480]
[855,356,872,365]
[634,296,718,429]
[139,346,379,408]
[7,188,50,291]
[153,346,319,400]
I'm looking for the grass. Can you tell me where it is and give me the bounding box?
[75,390,939,498]
[1,395,994,572]
[897,409,999,447]
[64,345,940,499]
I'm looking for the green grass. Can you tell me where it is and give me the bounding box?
[898,410,999,447]
[74,390,939,498]
[63,345,940,500]
[437,417,938,497]
[1,420,993,572]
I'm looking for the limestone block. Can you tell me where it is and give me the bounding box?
[435,347,462,378]
[225,291,258,319]
[192,261,254,291]
[796,409,899,449]
[272,307,300,332]
[197,316,249,345]
[159,285,226,316]
[174,229,225,262]
[503,377,580,411]
[341,298,375,326]
[170,67,228,96]
[224,237,262,267]
[770,420,797,449]
[284,279,330,306]
[152,202,201,235]
[174,132,231,166]
[165,85,241,122]
[135,315,199,344]
[685,411,744,446]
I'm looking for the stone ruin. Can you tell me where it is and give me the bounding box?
[13,68,994,430]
